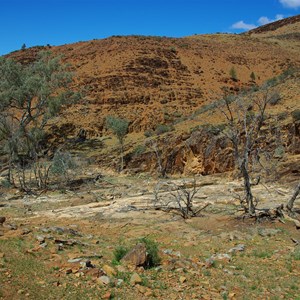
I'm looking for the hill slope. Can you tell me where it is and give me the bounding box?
[5,16,300,176]
[7,17,300,135]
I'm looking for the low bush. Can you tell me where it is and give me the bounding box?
[291,109,300,122]
[138,237,161,268]
[113,245,128,264]
[155,124,174,135]
[269,92,281,106]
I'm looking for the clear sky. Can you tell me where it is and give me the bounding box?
[0,0,299,55]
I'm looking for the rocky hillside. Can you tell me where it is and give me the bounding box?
[7,16,300,135]
[5,16,300,176]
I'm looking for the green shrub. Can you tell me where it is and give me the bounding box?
[144,129,154,138]
[133,145,146,156]
[155,124,174,135]
[50,150,77,181]
[274,146,285,158]
[265,77,278,87]
[291,109,300,122]
[138,237,161,268]
[269,92,281,105]
[113,245,128,263]
[229,67,238,81]
[292,247,300,260]
[277,112,288,121]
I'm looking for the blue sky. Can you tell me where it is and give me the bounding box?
[0,0,299,55]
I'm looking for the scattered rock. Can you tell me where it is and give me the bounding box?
[39,242,48,248]
[85,260,95,268]
[205,258,215,268]
[35,235,45,243]
[294,220,300,229]
[0,217,6,226]
[102,292,112,299]
[214,253,231,262]
[7,223,17,230]
[65,268,72,275]
[207,253,231,266]
[102,264,116,276]
[116,265,126,273]
[80,260,95,268]
[98,275,110,285]
[258,228,280,237]
[228,244,245,253]
[116,279,124,286]
[122,243,147,267]
[179,276,186,283]
[68,258,83,263]
[130,272,142,285]
[21,228,31,235]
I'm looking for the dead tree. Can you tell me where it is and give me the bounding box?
[220,90,275,216]
[286,182,300,212]
[153,177,209,219]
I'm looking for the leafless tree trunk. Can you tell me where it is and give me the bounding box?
[286,182,300,211]
[153,177,209,219]
[220,89,275,215]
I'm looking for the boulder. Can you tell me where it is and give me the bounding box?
[121,243,147,267]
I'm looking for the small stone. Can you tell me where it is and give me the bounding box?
[102,265,116,276]
[116,279,124,286]
[116,265,126,273]
[57,244,64,251]
[17,289,25,295]
[137,285,147,294]
[258,228,280,237]
[163,249,173,255]
[102,292,112,299]
[294,220,300,229]
[39,242,48,248]
[0,253,5,258]
[22,228,31,235]
[228,244,245,253]
[98,275,110,285]
[85,260,95,268]
[213,253,231,262]
[7,224,17,230]
[144,291,153,297]
[36,235,45,243]
[205,258,215,268]
[130,272,142,285]
[68,258,82,263]
[65,268,72,275]
[0,217,6,226]
[179,276,186,283]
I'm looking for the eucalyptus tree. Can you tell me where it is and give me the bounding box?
[0,51,79,190]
